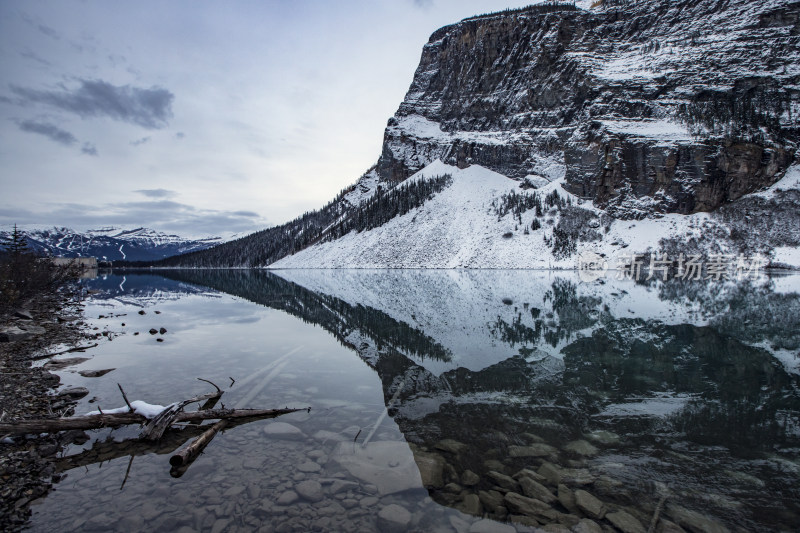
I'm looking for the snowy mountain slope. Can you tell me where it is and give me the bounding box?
[161,0,799,269]
[0,225,223,262]
[271,161,800,269]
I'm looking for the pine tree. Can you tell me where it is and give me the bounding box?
[0,224,29,256]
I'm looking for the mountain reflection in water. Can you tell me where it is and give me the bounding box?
[30,269,799,533]
[156,269,800,532]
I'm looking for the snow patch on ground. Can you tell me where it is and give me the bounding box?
[86,400,165,418]
[272,160,800,270]
[752,164,800,200]
[773,246,800,268]
[600,119,693,142]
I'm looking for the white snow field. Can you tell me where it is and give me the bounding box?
[271,161,800,270]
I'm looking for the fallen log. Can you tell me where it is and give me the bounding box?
[140,391,221,441]
[53,414,274,473]
[140,378,224,440]
[0,407,305,436]
[170,419,228,469]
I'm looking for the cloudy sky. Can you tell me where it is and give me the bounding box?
[0,0,535,238]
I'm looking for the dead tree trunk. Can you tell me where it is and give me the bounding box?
[169,419,229,472]
[0,407,304,436]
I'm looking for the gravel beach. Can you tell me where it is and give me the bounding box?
[0,291,91,530]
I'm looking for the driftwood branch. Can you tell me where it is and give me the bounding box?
[140,389,222,441]
[53,414,284,472]
[0,407,305,436]
[170,419,229,469]
[117,384,134,412]
[196,377,221,393]
[30,343,100,360]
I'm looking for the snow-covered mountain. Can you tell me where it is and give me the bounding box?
[160,0,800,269]
[272,160,800,268]
[0,225,224,262]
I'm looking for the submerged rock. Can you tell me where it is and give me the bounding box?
[537,462,561,485]
[458,493,482,516]
[262,422,305,440]
[574,489,606,520]
[563,439,599,457]
[478,490,506,514]
[78,368,115,378]
[585,430,620,446]
[518,475,556,504]
[377,504,411,533]
[468,518,516,533]
[295,480,323,502]
[331,441,422,495]
[57,387,90,399]
[508,443,558,458]
[666,504,729,533]
[461,469,480,486]
[606,510,646,533]
[434,438,468,454]
[487,471,520,492]
[503,491,557,520]
[572,518,603,533]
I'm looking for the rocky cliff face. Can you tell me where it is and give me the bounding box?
[375,0,800,217]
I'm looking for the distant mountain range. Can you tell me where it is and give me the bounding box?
[0,226,225,262]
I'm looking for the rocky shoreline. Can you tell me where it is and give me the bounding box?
[0,291,91,530]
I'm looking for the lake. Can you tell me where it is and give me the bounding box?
[28,269,800,532]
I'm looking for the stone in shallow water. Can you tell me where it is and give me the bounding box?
[509,514,540,527]
[486,471,519,492]
[276,491,298,505]
[572,518,603,533]
[478,490,506,514]
[468,518,516,533]
[461,469,480,486]
[557,484,578,513]
[414,449,446,488]
[483,459,507,472]
[78,368,115,378]
[537,462,561,485]
[503,492,556,520]
[585,429,620,445]
[58,386,90,399]
[457,493,482,516]
[313,429,348,442]
[666,504,729,533]
[434,438,468,454]
[518,475,556,503]
[377,504,411,533]
[295,480,323,502]
[297,461,321,473]
[262,422,305,440]
[657,518,688,533]
[508,443,557,457]
[331,441,422,495]
[574,489,606,520]
[560,468,594,486]
[540,524,572,533]
[564,439,599,457]
[606,510,646,533]
[329,479,359,494]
